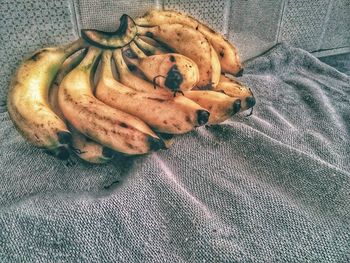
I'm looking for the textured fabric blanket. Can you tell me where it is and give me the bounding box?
[0,44,349,262]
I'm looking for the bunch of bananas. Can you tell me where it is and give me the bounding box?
[7,10,256,164]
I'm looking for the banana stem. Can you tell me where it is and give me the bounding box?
[62,38,86,57]
[113,49,130,75]
[79,46,102,69]
[55,49,87,84]
[129,42,147,59]
[100,51,114,80]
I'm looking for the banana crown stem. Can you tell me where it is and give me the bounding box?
[100,50,114,80]
[78,46,102,71]
[129,42,147,59]
[62,38,86,57]
[56,49,87,84]
[113,49,129,74]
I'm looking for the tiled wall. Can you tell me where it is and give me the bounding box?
[1,0,349,99]
[73,0,350,60]
[74,0,350,60]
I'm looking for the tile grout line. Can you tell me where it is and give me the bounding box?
[154,0,162,10]
[317,0,334,51]
[70,0,82,36]
[276,0,288,44]
[222,0,231,36]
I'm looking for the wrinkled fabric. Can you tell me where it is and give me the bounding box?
[0,44,349,262]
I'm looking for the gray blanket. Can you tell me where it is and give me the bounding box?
[1,44,349,262]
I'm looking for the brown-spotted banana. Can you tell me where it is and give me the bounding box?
[183,90,241,124]
[7,38,85,160]
[58,46,165,155]
[113,48,172,96]
[136,9,243,75]
[137,23,221,88]
[95,50,210,134]
[126,42,199,92]
[49,50,114,164]
[214,75,256,111]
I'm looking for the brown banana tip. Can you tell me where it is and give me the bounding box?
[57,131,72,145]
[159,133,174,140]
[232,99,241,114]
[102,147,115,159]
[56,146,70,160]
[197,110,210,126]
[148,136,166,151]
[246,96,256,108]
[236,68,244,77]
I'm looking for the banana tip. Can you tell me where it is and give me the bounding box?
[148,136,166,151]
[197,110,210,126]
[246,96,256,108]
[232,99,241,114]
[102,147,115,159]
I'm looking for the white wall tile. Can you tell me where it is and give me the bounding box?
[163,0,229,34]
[75,0,158,31]
[278,0,332,52]
[320,0,350,50]
[229,0,284,61]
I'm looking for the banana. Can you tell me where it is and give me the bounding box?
[134,36,168,55]
[49,50,114,164]
[210,44,221,88]
[214,75,256,111]
[95,50,210,134]
[81,14,137,49]
[7,38,85,160]
[137,23,220,89]
[183,90,241,124]
[58,46,165,155]
[126,42,199,92]
[113,49,172,96]
[136,9,243,75]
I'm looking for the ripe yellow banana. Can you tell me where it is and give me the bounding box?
[113,49,171,96]
[137,23,220,89]
[136,9,243,75]
[214,75,256,111]
[49,51,114,164]
[126,42,199,92]
[7,38,85,159]
[58,46,164,155]
[183,90,241,124]
[96,51,210,134]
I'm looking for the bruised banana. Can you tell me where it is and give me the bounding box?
[214,75,256,111]
[136,9,243,75]
[58,46,165,155]
[96,50,210,134]
[49,50,114,164]
[137,23,221,88]
[7,38,85,160]
[126,42,199,92]
[113,48,171,96]
[183,91,241,124]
